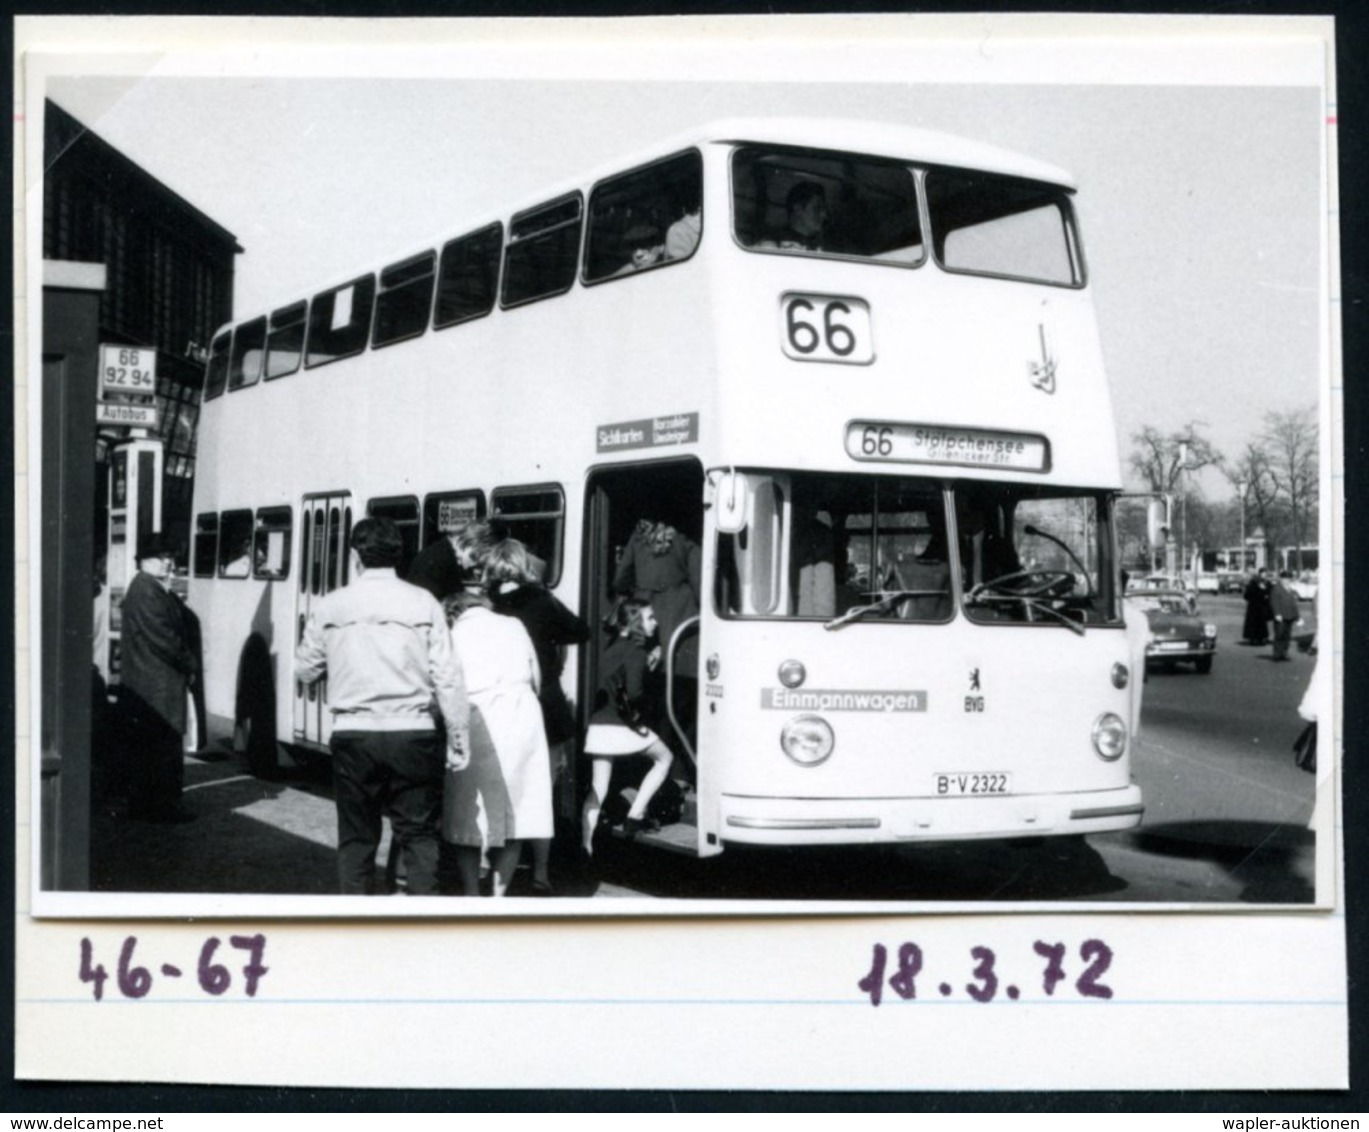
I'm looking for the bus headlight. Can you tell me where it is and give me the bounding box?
[1110,663,1130,689]
[781,714,834,767]
[1091,712,1128,761]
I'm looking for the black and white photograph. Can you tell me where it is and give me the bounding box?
[14,14,1348,1091]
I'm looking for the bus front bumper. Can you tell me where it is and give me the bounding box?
[719,785,1144,846]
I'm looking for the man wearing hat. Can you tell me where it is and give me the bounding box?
[119,531,198,822]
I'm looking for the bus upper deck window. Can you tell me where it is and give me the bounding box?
[228,316,266,392]
[501,195,582,309]
[434,224,502,329]
[203,331,231,400]
[585,149,703,282]
[265,301,306,380]
[306,275,377,368]
[926,171,1084,287]
[732,146,921,264]
[373,251,436,348]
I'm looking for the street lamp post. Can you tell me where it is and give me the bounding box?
[1236,480,1247,572]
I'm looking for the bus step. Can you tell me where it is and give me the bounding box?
[613,820,699,856]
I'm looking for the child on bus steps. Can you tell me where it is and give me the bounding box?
[581,599,675,854]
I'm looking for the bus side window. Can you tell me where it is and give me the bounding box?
[218,509,254,579]
[491,485,564,587]
[306,275,377,368]
[202,331,231,400]
[193,512,219,578]
[585,149,703,282]
[502,195,582,309]
[434,224,502,330]
[373,251,436,348]
[367,495,420,577]
[421,490,487,547]
[265,301,306,380]
[253,506,293,581]
[228,316,266,392]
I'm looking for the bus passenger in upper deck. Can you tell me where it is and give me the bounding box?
[612,223,666,277]
[757,181,828,252]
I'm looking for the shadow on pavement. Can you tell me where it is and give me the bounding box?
[91,753,340,895]
[582,832,1128,903]
[1127,820,1314,904]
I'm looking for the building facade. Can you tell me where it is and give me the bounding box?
[43,99,242,553]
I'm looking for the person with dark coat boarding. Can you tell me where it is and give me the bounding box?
[119,532,198,822]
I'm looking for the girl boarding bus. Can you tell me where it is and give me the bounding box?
[189,117,1144,858]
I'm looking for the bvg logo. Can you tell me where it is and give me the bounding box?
[965,667,985,713]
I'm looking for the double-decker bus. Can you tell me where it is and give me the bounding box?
[189,117,1144,858]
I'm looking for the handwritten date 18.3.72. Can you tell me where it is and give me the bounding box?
[858,939,1113,1006]
[79,935,269,1001]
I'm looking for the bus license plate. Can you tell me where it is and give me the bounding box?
[935,772,1011,797]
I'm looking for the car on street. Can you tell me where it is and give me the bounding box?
[1127,572,1198,611]
[1124,588,1217,674]
[1218,571,1246,594]
[1290,572,1318,602]
[1195,573,1220,594]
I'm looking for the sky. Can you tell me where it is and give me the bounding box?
[28,16,1331,499]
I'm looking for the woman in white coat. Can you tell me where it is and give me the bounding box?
[443,590,553,896]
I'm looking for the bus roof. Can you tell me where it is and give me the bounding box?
[690,117,1077,189]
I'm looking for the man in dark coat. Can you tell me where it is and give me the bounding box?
[119,532,198,822]
[1269,571,1302,661]
[1242,568,1273,645]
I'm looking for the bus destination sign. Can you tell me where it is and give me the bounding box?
[846,421,1050,473]
[596,412,699,454]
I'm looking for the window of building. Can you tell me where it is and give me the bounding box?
[585,150,703,282]
[266,301,306,380]
[373,251,436,348]
[306,276,377,368]
[193,512,218,577]
[253,506,293,581]
[434,224,502,330]
[491,485,564,587]
[501,196,582,309]
[421,490,487,547]
[203,330,231,400]
[367,496,421,577]
[228,316,267,391]
[217,509,254,578]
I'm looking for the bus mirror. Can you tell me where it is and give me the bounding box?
[714,472,748,534]
[1147,498,1169,547]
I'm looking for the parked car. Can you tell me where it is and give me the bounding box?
[1126,573,1198,612]
[1124,589,1217,674]
[1290,573,1319,602]
[1196,573,1220,594]
[1217,572,1246,594]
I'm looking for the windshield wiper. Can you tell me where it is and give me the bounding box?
[824,590,946,631]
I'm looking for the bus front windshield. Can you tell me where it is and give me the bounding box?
[714,471,1119,628]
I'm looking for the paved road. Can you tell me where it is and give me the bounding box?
[89,594,1319,904]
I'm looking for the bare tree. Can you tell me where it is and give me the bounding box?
[1260,406,1319,571]
[1226,445,1278,569]
[1128,422,1223,493]
[1127,423,1224,573]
